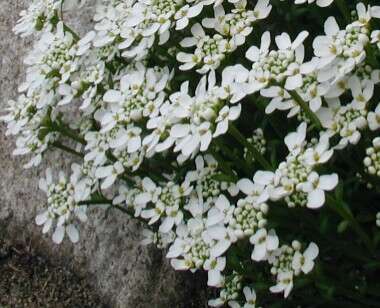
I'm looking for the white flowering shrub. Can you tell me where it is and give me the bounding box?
[4,0,380,306]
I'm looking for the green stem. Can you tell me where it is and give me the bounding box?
[229,123,273,171]
[365,44,379,68]
[215,140,251,176]
[113,204,141,221]
[78,199,111,205]
[326,195,374,253]
[209,149,238,181]
[79,198,146,223]
[250,96,284,139]
[63,24,80,41]
[51,141,83,157]
[288,90,322,130]
[50,121,86,144]
[114,204,147,224]
[335,0,351,24]
[60,0,65,20]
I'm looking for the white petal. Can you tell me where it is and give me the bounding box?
[302,259,315,274]
[318,173,338,190]
[101,175,116,190]
[307,189,325,208]
[253,171,274,186]
[188,3,203,17]
[266,229,279,251]
[35,211,48,225]
[237,178,255,195]
[251,242,267,261]
[324,17,339,36]
[191,23,205,38]
[66,224,79,243]
[143,177,156,191]
[180,37,197,48]
[128,136,141,153]
[304,242,319,260]
[42,219,52,234]
[210,240,231,257]
[171,259,189,270]
[176,18,189,30]
[159,217,174,233]
[207,269,223,287]
[207,225,227,240]
[275,32,291,50]
[103,90,122,103]
[246,46,260,62]
[285,74,303,90]
[171,124,190,138]
[292,31,309,49]
[52,226,65,244]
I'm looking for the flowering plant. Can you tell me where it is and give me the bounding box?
[3,0,380,306]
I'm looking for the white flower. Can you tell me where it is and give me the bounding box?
[141,229,175,248]
[317,99,368,149]
[204,257,226,287]
[214,105,241,137]
[284,122,307,156]
[95,161,125,189]
[313,15,370,83]
[175,4,203,30]
[237,177,268,204]
[14,0,60,37]
[303,133,334,166]
[207,224,235,258]
[294,0,333,8]
[228,286,257,308]
[160,204,184,233]
[36,168,88,244]
[219,65,249,103]
[177,23,229,73]
[348,76,374,109]
[246,30,309,93]
[292,242,319,274]
[253,169,285,201]
[363,137,380,176]
[207,194,234,227]
[367,103,380,130]
[250,228,279,261]
[300,172,338,208]
[269,271,294,298]
[202,1,272,48]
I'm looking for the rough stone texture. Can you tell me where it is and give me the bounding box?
[0,1,207,307]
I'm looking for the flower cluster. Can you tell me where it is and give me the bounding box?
[4,0,380,306]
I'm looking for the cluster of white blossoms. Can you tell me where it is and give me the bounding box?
[4,0,380,306]
[364,137,380,176]
[35,167,89,244]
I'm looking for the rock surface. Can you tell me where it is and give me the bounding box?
[0,1,207,307]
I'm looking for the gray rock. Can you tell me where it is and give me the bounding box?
[0,1,207,307]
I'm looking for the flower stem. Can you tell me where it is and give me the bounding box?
[335,0,351,24]
[215,140,251,176]
[79,199,111,205]
[63,23,80,41]
[229,123,273,171]
[250,96,284,139]
[326,195,374,254]
[60,0,65,20]
[50,121,86,145]
[288,90,322,130]
[79,198,146,223]
[51,141,83,157]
